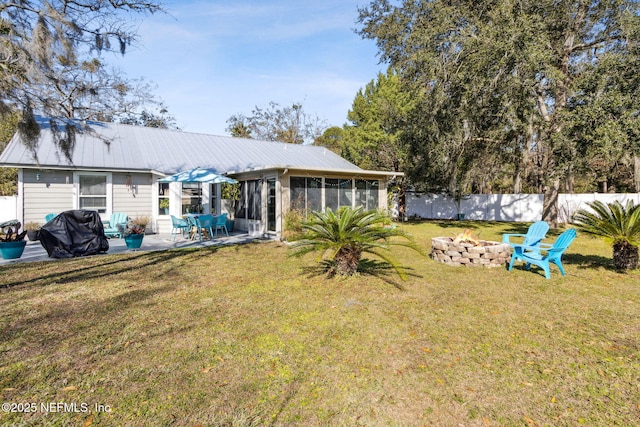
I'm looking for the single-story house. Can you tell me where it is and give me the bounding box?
[0,117,401,238]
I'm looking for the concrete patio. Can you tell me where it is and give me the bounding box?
[0,232,263,265]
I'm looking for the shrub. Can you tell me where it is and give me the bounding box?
[572,200,640,270]
[282,209,306,241]
[289,206,424,279]
[24,222,42,231]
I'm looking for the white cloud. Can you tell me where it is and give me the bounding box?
[106,0,384,135]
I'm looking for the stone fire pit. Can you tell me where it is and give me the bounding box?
[431,237,511,268]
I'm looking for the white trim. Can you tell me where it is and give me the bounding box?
[155,177,172,218]
[213,183,222,215]
[168,182,182,217]
[202,184,211,214]
[73,172,113,219]
[264,175,277,234]
[17,168,24,224]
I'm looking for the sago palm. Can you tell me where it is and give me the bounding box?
[289,206,423,279]
[572,200,640,271]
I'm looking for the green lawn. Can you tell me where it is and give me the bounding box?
[1,221,639,426]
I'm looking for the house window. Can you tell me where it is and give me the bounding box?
[182,183,202,214]
[210,184,218,215]
[247,180,261,220]
[235,180,262,220]
[79,175,107,213]
[325,178,352,211]
[158,182,170,215]
[355,180,380,210]
[235,181,246,219]
[290,177,321,214]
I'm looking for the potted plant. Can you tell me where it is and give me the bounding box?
[122,216,149,250]
[0,220,28,259]
[221,182,240,232]
[24,222,42,241]
[225,215,235,233]
[159,198,170,215]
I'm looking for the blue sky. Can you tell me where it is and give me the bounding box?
[107,0,384,136]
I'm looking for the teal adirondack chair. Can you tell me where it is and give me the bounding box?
[44,213,56,223]
[502,221,549,248]
[103,212,128,238]
[508,228,577,279]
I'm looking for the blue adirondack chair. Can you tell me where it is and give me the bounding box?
[170,215,190,241]
[502,221,549,248]
[508,228,577,279]
[44,213,56,223]
[103,212,128,238]
[212,213,229,237]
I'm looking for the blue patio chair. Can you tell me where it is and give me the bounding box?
[44,213,56,223]
[103,212,128,238]
[183,215,198,239]
[502,221,549,249]
[194,214,214,240]
[170,215,190,241]
[508,228,577,279]
[212,213,229,237]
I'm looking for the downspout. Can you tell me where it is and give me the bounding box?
[17,169,24,224]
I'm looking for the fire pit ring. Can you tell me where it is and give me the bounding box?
[431,237,511,268]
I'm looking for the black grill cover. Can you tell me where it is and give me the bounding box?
[39,210,109,258]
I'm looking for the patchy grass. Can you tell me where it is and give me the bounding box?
[1,221,639,426]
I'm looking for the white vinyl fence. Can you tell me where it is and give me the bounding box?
[3,191,639,225]
[0,196,18,223]
[404,192,640,223]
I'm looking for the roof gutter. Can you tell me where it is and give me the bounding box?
[225,164,403,178]
[0,164,164,175]
[1,164,403,179]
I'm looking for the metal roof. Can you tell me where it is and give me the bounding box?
[0,117,397,177]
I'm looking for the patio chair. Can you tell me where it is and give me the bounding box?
[213,213,229,237]
[502,221,549,249]
[44,213,56,223]
[170,215,190,241]
[194,214,214,240]
[103,212,128,238]
[508,228,577,279]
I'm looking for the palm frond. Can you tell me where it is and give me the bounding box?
[573,200,640,247]
[288,206,425,280]
[573,200,640,270]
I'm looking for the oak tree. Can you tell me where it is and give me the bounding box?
[357,0,640,225]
